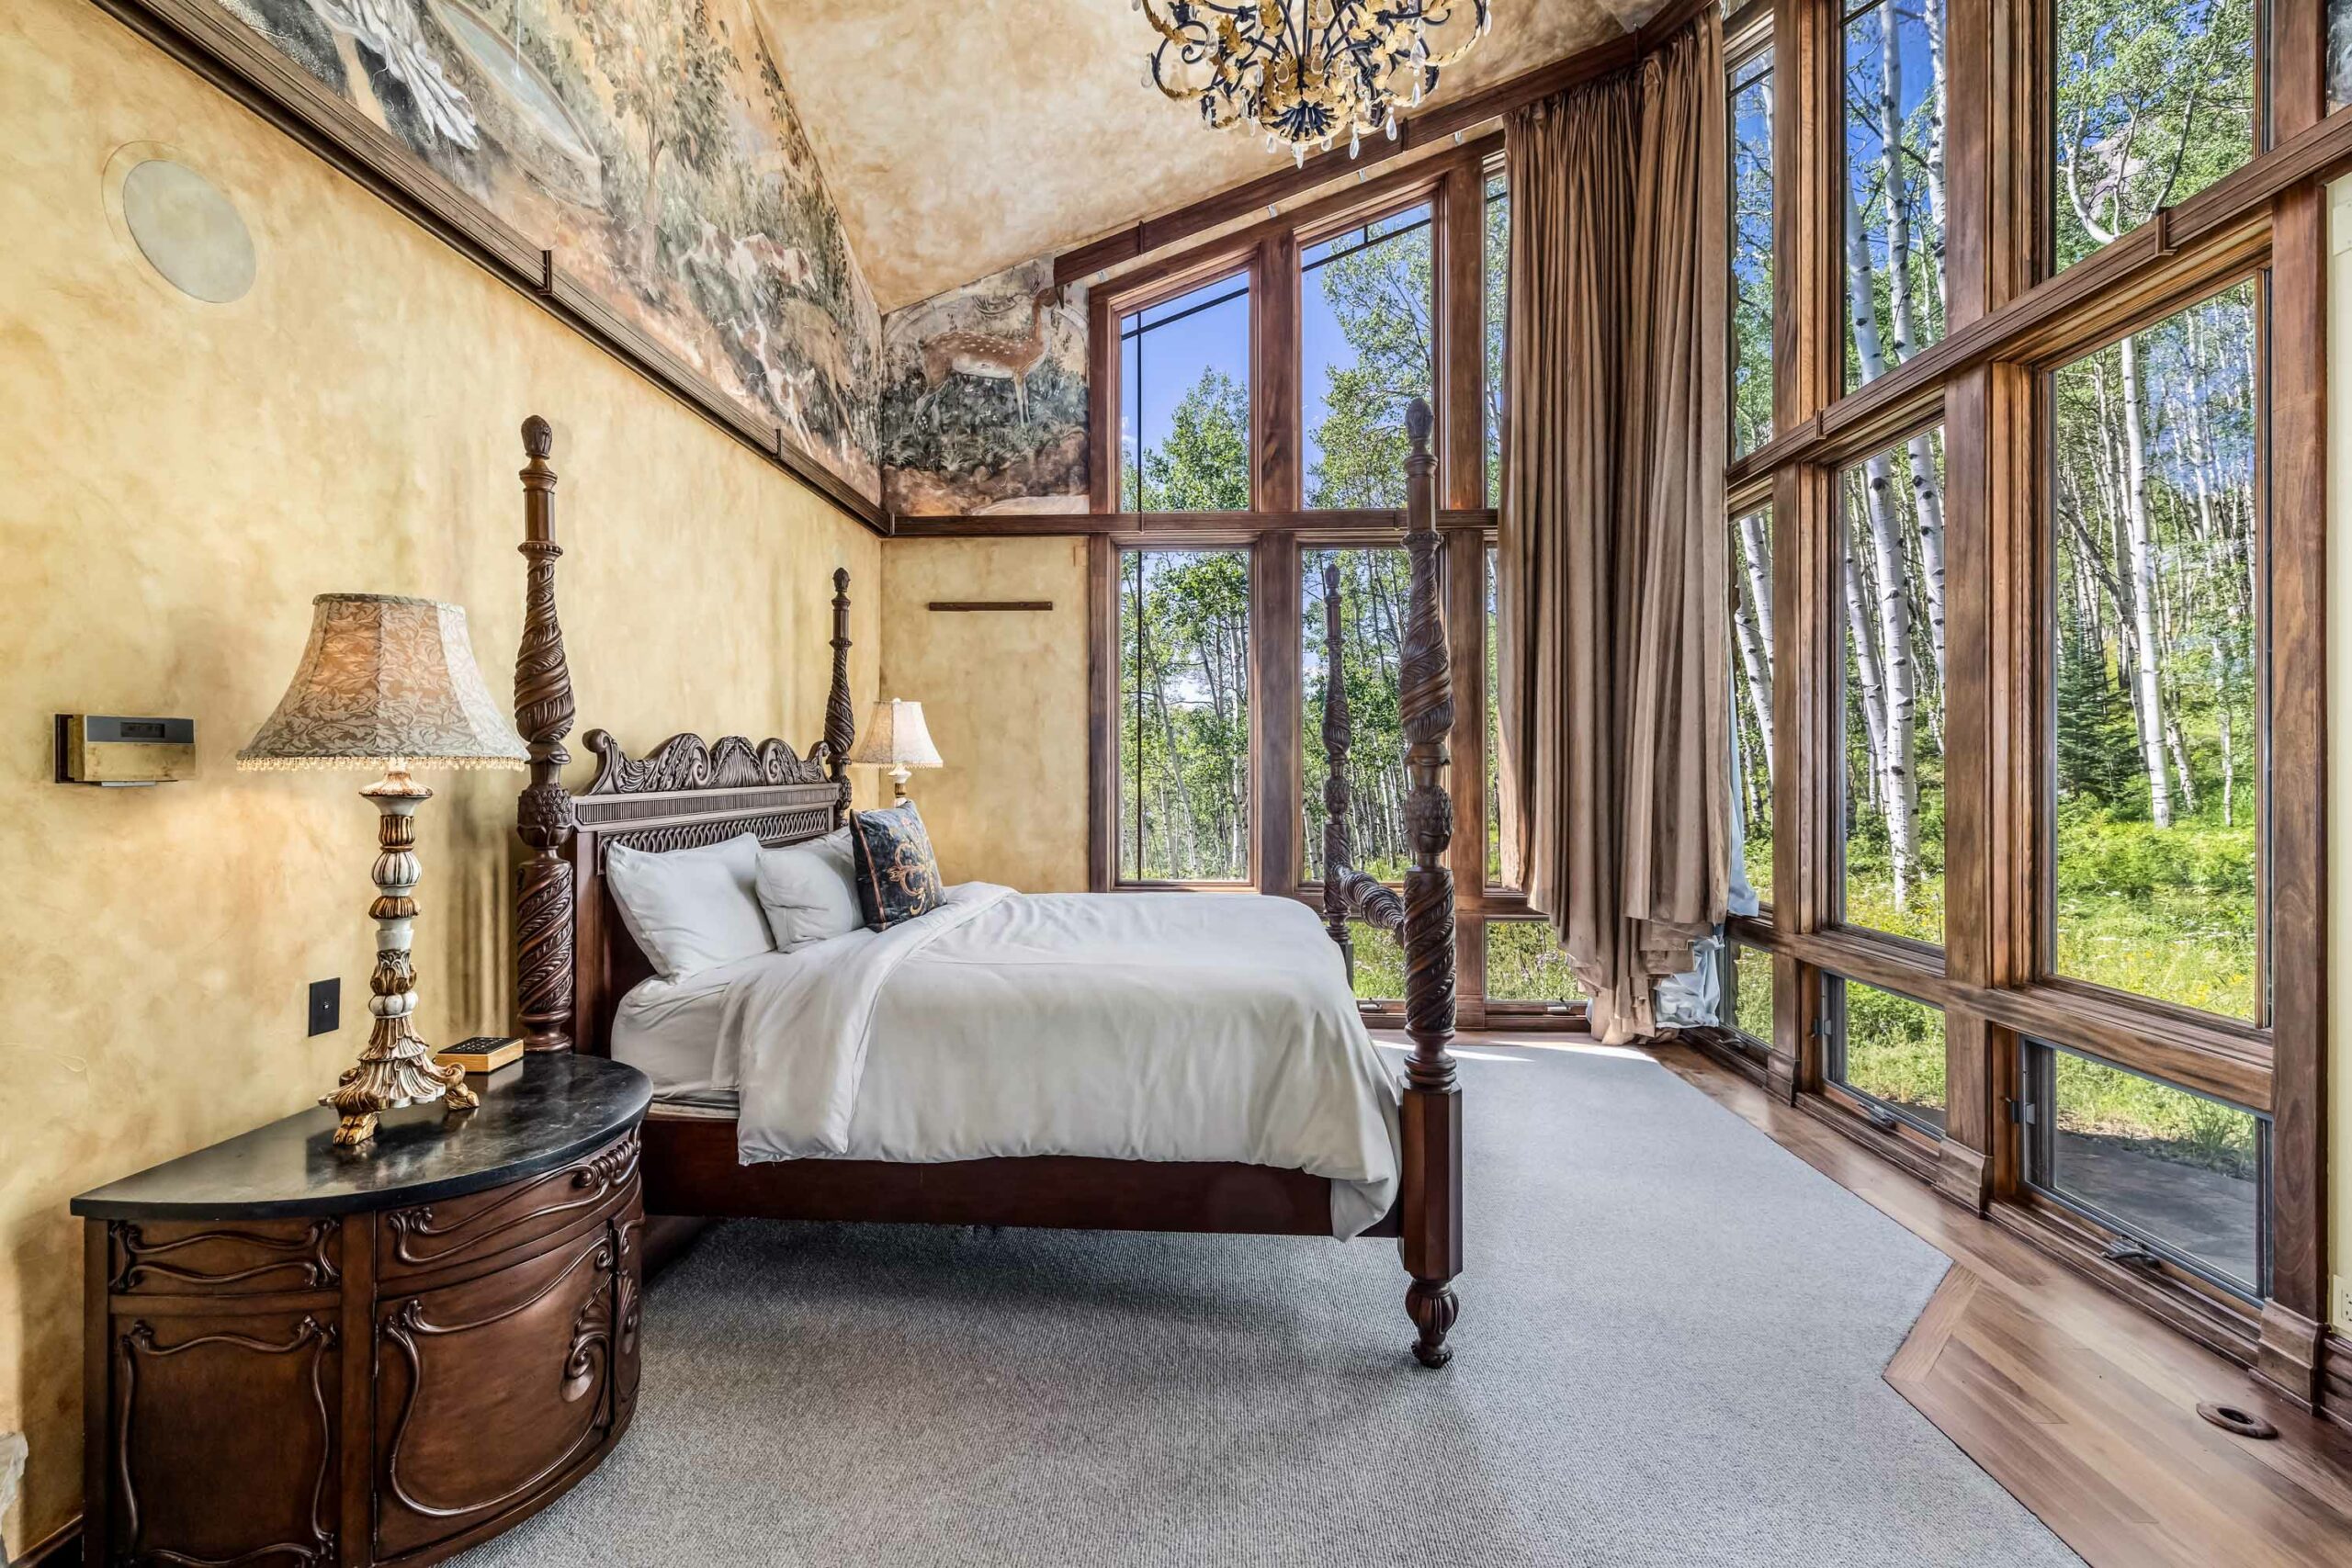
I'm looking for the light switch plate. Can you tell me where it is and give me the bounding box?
[2334,1274,2351,1331]
[309,976,340,1037]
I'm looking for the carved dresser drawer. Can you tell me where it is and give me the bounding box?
[379,1129,640,1283]
[74,1055,650,1568]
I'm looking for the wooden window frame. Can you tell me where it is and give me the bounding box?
[1081,140,1575,1022]
[1724,0,2338,1399]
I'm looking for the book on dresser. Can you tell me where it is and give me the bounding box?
[436,1034,525,1074]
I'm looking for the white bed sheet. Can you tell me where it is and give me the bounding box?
[609,886,1401,1236]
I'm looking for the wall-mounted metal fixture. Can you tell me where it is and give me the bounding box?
[54,715,196,785]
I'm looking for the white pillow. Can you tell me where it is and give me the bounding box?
[605,831,773,979]
[756,829,863,952]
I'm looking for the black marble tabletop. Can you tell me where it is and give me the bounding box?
[71,1053,652,1220]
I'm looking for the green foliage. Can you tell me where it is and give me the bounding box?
[2052,1052,2256,1180]
[1127,369,1251,512]
[1729,52,1774,458]
[1306,212,1432,508]
[1837,981,1947,1121]
[1304,548,1414,881]
[1732,946,1772,1043]
[1486,920,1582,1004]
[2053,0,2254,266]
[1117,548,1251,880]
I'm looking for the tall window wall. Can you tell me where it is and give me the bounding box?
[1090,145,1564,1021]
[1722,0,2326,1370]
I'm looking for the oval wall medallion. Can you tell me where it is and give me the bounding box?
[119,159,256,304]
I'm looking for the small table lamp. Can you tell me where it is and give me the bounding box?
[239,594,529,1146]
[849,698,943,803]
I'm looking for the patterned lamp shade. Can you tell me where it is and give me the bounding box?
[848,699,944,771]
[237,594,528,771]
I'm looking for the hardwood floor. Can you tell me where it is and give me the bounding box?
[1445,1032,2352,1567]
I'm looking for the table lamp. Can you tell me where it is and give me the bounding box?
[848,698,943,803]
[239,593,529,1146]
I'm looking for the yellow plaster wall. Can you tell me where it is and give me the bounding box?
[876,538,1091,893]
[0,0,882,1549]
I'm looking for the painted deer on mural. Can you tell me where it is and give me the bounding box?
[917,287,1061,428]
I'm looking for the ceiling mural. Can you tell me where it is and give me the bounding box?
[881,259,1089,516]
[220,0,883,498]
[752,0,1650,310]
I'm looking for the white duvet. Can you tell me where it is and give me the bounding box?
[701,884,1401,1237]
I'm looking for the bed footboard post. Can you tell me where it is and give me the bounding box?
[514,415,578,1053]
[1396,399,1461,1368]
[826,567,854,827]
[1318,558,1356,983]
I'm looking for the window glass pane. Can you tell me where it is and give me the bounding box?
[1730,45,1775,458]
[1730,503,1776,905]
[2335,1,2352,112]
[1732,943,1773,1043]
[1117,549,1250,880]
[2050,282,2260,1021]
[1843,0,1947,391]
[1829,976,1946,1134]
[1304,204,1434,507]
[2054,0,2255,272]
[1303,547,1410,882]
[1485,172,1509,507]
[1486,547,1516,887]
[2028,1042,2264,1294]
[1839,428,1947,943]
[1343,919,1400,1002]
[1120,274,1251,511]
[1487,920,1583,1004]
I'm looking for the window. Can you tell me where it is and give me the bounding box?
[1487,920,1582,1005]
[1487,546,1510,886]
[1842,0,1947,390]
[1730,503,1775,906]
[1826,976,1945,1136]
[1302,547,1410,882]
[2024,1040,2267,1296]
[1838,428,1947,944]
[1729,41,1774,457]
[2053,0,2256,272]
[1116,549,1251,881]
[1485,171,1509,506]
[1120,273,1252,511]
[2049,282,2262,1020]
[1303,205,1434,508]
[1730,942,1772,1046]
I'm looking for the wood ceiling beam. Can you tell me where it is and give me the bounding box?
[1055,0,1713,289]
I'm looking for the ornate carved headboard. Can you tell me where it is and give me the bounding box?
[508,416,856,1057]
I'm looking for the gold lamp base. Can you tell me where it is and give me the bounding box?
[329,767,479,1147]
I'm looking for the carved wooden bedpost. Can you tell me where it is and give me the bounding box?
[1319,558,1355,981]
[826,567,854,827]
[1317,400,1461,1365]
[1394,399,1461,1367]
[514,415,578,1053]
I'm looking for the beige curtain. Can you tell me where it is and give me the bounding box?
[1498,16,1728,1043]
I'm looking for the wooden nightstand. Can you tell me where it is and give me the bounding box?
[72,1053,651,1568]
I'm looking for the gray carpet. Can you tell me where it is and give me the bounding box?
[461,1043,2080,1566]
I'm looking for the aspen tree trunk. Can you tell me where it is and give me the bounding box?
[2118,333,2175,827]
[1841,508,1892,819]
[1733,590,1776,784]
[1844,164,1918,899]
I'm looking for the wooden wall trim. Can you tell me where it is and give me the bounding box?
[89,0,890,536]
[892,510,1499,539]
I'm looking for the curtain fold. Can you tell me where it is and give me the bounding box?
[1499,15,1728,1043]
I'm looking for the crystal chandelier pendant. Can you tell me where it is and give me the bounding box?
[1136,0,1491,162]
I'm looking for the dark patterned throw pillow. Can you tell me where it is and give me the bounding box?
[847,801,944,930]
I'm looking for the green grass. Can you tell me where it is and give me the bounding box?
[2052,1051,2257,1179]
[1336,917,1579,1005]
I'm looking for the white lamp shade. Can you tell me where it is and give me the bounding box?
[848,699,943,770]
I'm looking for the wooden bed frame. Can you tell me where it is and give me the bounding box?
[503,405,1464,1366]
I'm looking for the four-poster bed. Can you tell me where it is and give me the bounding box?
[503,402,1464,1366]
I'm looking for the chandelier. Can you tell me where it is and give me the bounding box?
[1138,0,1493,165]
